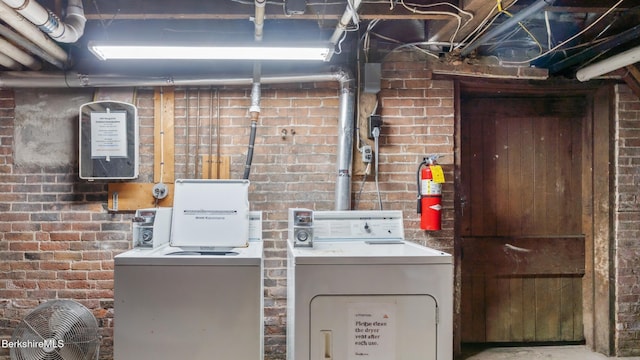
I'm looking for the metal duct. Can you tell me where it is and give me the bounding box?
[461,0,556,57]
[0,68,355,210]
[2,0,86,43]
[335,73,356,210]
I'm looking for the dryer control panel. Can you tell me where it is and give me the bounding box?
[289,208,314,247]
[313,210,404,241]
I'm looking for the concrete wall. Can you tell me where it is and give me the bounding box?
[0,54,455,359]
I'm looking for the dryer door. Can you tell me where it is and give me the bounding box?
[310,295,438,360]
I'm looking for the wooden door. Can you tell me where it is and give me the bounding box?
[460,95,586,343]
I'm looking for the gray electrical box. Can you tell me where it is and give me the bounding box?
[79,101,139,180]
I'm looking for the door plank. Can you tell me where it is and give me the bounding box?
[572,276,584,342]
[509,277,524,341]
[535,277,562,341]
[468,109,486,235]
[495,117,510,235]
[522,278,537,342]
[506,117,523,235]
[560,277,576,340]
[520,117,536,234]
[486,276,511,342]
[544,117,560,234]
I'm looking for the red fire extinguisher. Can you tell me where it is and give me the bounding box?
[417,156,442,231]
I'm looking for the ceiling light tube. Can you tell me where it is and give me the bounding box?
[88,42,333,61]
[576,45,640,82]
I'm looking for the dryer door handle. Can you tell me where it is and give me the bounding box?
[321,330,333,359]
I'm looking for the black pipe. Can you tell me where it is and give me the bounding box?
[243,119,257,180]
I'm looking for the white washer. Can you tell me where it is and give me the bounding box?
[114,180,263,360]
[287,210,453,360]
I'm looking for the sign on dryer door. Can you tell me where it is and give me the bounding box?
[348,303,397,359]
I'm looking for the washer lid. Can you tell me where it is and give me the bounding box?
[170,179,250,248]
[115,241,263,266]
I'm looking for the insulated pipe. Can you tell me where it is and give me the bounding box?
[460,0,556,57]
[0,2,68,63]
[577,45,640,82]
[0,51,21,70]
[2,0,86,43]
[0,23,64,68]
[0,69,355,210]
[0,36,41,70]
[254,0,266,42]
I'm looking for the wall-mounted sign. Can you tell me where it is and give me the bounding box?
[79,101,138,180]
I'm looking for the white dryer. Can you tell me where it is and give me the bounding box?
[287,210,453,360]
[114,180,264,360]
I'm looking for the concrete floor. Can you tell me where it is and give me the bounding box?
[461,345,640,360]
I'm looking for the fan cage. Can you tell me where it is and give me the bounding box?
[10,299,100,360]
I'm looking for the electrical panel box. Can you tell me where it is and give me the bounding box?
[79,101,138,180]
[363,63,381,94]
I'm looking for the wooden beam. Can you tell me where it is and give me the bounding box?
[622,65,640,99]
[108,183,174,211]
[154,87,175,184]
[428,58,549,79]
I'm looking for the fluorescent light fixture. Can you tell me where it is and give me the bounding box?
[88,41,333,61]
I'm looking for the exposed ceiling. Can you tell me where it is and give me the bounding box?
[2,0,640,87]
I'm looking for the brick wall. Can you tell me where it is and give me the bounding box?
[614,84,640,357]
[0,54,455,360]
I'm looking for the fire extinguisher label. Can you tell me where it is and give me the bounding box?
[421,180,442,195]
[429,204,442,211]
[429,165,446,183]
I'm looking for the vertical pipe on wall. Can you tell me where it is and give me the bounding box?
[334,69,355,210]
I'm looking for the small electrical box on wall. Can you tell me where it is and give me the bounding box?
[79,101,139,180]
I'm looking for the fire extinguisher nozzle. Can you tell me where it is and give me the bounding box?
[417,198,422,214]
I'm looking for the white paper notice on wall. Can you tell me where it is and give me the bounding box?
[348,302,397,359]
[90,111,127,159]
